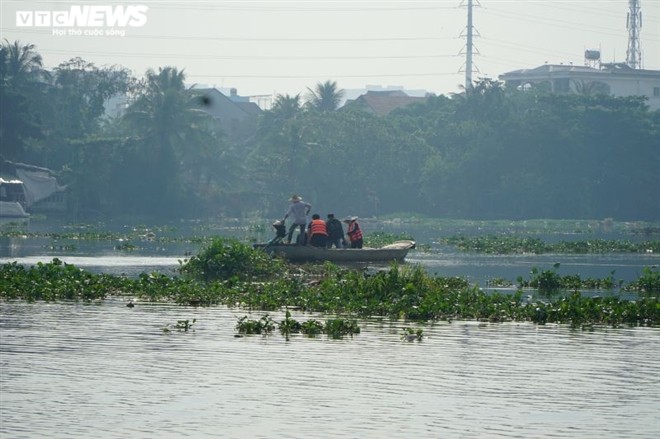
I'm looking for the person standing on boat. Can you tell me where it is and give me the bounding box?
[344,216,363,249]
[325,213,346,249]
[283,194,311,244]
[307,214,328,247]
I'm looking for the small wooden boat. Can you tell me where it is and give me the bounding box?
[253,240,416,263]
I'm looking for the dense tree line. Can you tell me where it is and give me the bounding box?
[2,41,659,220]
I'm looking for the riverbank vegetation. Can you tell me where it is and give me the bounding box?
[3,41,659,222]
[1,239,658,329]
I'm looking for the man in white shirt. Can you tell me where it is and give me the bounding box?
[283,194,312,244]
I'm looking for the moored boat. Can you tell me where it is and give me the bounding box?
[253,240,416,263]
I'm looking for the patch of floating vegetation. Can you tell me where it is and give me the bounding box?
[440,235,660,255]
[1,238,658,330]
[234,311,360,339]
[162,319,196,333]
[380,217,660,236]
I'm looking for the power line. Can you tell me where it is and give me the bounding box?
[0,28,452,42]
[482,8,625,38]
[186,72,460,79]
[41,48,458,60]
[482,37,580,60]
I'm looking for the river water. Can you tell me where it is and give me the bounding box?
[1,301,659,439]
[1,221,659,438]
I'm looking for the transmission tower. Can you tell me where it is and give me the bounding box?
[459,0,480,89]
[626,0,642,69]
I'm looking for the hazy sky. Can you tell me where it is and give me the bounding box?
[2,0,659,98]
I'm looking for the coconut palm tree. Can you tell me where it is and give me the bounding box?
[271,93,302,120]
[0,40,50,159]
[450,78,507,121]
[0,39,48,86]
[305,80,344,112]
[122,67,219,214]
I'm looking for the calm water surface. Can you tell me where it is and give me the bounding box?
[2,222,659,438]
[1,301,659,439]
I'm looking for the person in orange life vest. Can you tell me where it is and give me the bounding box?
[307,214,328,247]
[343,216,363,249]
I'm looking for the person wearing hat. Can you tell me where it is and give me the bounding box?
[325,213,346,249]
[343,216,363,249]
[283,194,311,244]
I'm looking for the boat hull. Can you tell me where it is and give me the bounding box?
[253,240,415,263]
[0,201,30,219]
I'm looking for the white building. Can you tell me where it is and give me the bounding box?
[499,63,660,110]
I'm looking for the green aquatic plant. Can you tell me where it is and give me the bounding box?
[401,327,424,342]
[180,237,285,282]
[517,264,623,293]
[163,318,196,332]
[627,266,660,293]
[114,242,137,251]
[300,319,324,336]
[0,259,127,301]
[529,264,562,293]
[236,311,361,339]
[442,235,550,254]
[441,235,660,255]
[0,227,215,247]
[2,260,658,329]
[279,310,302,336]
[235,315,276,334]
[45,243,78,252]
[175,319,196,331]
[324,318,360,339]
[486,277,514,288]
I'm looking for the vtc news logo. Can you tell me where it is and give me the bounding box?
[16,4,148,28]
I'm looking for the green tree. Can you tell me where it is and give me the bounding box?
[305,80,344,112]
[270,93,302,120]
[573,80,611,96]
[248,93,305,201]
[122,66,218,216]
[47,58,134,139]
[451,78,508,122]
[0,40,49,159]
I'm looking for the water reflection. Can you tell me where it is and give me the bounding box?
[1,302,658,438]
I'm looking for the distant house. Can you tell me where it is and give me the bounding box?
[193,88,262,141]
[103,93,130,119]
[342,90,429,116]
[499,63,660,110]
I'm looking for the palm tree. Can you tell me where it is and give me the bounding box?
[0,40,50,87]
[124,67,213,153]
[450,78,507,121]
[122,67,217,214]
[305,80,344,112]
[0,40,49,159]
[271,93,301,120]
